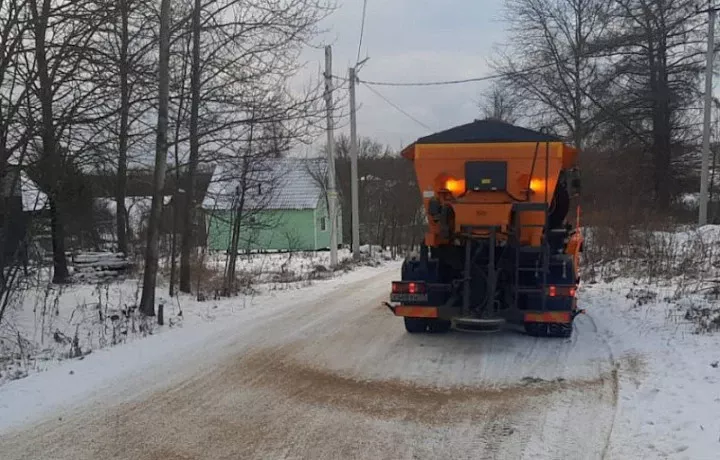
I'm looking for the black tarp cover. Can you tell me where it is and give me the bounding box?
[415,119,561,145]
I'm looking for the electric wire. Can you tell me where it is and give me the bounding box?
[356,0,368,65]
[351,59,576,87]
[361,82,433,131]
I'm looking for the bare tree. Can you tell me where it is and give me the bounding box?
[223,129,255,296]
[139,0,171,316]
[26,0,115,283]
[0,0,32,175]
[479,82,521,124]
[178,0,202,293]
[104,0,157,255]
[218,120,290,295]
[116,0,131,255]
[493,0,612,149]
[174,0,333,293]
[596,0,705,209]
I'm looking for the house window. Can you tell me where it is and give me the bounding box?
[320,217,327,231]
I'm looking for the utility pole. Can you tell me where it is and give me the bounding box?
[349,66,361,259]
[324,45,338,266]
[700,2,718,226]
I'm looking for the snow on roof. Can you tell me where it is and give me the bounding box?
[203,157,325,211]
[20,172,47,212]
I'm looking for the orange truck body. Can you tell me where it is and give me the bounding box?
[387,120,584,337]
[402,141,578,247]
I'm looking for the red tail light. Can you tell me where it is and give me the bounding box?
[392,281,426,294]
[546,285,577,297]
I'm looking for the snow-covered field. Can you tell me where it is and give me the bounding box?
[585,281,720,459]
[1,228,720,458]
[203,245,391,285]
[580,224,720,459]
[0,247,393,386]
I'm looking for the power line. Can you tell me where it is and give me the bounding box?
[361,75,499,87]
[355,60,570,87]
[356,0,369,65]
[362,82,433,131]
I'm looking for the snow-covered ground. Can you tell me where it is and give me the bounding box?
[585,280,720,459]
[1,228,720,458]
[204,245,391,285]
[0,261,401,436]
[0,248,393,386]
[579,224,720,459]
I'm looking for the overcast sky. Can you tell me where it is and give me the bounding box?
[298,0,510,153]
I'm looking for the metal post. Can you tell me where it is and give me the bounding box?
[349,67,361,259]
[324,46,338,266]
[700,4,717,226]
[462,239,472,317]
[487,229,496,318]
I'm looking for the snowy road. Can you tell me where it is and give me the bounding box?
[0,266,618,460]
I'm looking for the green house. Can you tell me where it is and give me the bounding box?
[203,158,342,252]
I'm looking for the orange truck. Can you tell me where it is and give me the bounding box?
[386,120,584,337]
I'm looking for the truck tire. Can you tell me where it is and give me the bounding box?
[427,319,452,333]
[404,317,428,333]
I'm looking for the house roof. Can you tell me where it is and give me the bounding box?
[20,172,47,212]
[1,166,47,212]
[415,119,562,145]
[203,157,325,211]
[83,168,214,200]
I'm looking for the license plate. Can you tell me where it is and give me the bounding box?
[390,293,428,303]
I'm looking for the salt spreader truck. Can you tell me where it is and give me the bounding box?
[386,120,584,337]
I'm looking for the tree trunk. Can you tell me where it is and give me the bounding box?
[169,200,178,297]
[650,36,672,211]
[169,33,192,297]
[48,197,69,283]
[179,0,202,293]
[31,0,69,284]
[224,136,252,296]
[116,0,130,255]
[224,197,244,295]
[140,0,171,316]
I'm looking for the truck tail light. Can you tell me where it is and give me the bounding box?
[392,281,427,294]
[546,285,577,297]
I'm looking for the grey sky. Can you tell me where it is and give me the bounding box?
[300,0,510,152]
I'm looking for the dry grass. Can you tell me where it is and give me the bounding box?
[581,215,720,333]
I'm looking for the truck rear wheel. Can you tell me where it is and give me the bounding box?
[404,317,429,333]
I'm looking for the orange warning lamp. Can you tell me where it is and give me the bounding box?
[529,178,546,193]
[444,178,466,196]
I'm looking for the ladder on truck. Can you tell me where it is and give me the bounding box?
[512,202,551,312]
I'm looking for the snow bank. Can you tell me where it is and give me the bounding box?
[578,223,720,457]
[203,247,394,286]
[0,248,397,387]
[582,280,720,459]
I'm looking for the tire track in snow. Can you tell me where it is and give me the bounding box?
[580,312,620,460]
